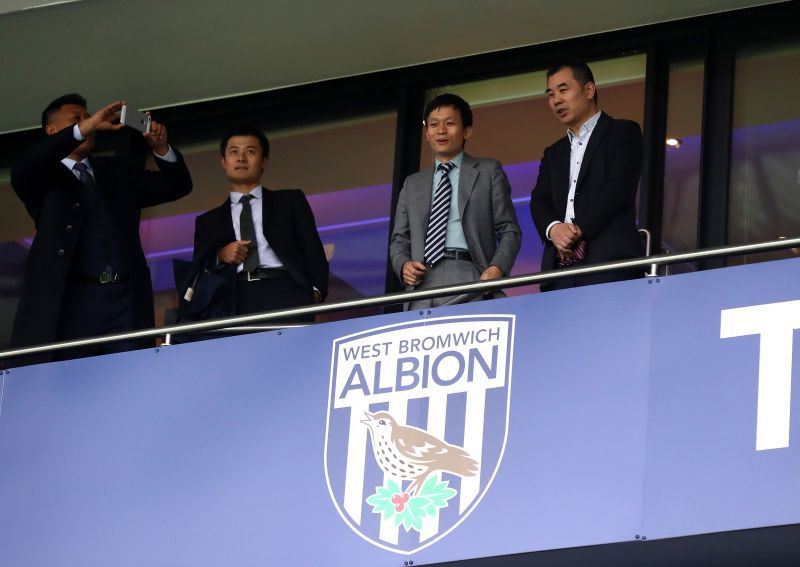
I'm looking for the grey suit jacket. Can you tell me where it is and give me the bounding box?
[389,153,521,284]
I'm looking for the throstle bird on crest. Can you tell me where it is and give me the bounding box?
[361,411,479,496]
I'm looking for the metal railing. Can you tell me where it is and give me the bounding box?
[1,235,798,361]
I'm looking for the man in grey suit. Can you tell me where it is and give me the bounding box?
[389,93,521,309]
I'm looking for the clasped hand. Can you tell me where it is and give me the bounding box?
[550,222,583,261]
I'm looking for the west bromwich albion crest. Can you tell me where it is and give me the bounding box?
[324,315,515,554]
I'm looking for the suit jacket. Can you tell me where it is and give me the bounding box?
[193,188,329,310]
[389,153,521,286]
[530,112,643,289]
[10,127,193,350]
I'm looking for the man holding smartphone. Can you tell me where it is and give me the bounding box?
[9,94,193,362]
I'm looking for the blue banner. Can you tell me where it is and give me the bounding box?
[1,259,799,566]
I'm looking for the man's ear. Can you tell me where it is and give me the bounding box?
[585,81,597,101]
[463,126,473,141]
[261,157,268,174]
[45,123,56,136]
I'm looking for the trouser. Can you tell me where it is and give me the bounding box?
[235,276,315,323]
[55,280,139,360]
[406,258,486,311]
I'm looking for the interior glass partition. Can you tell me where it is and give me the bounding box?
[661,60,704,275]
[727,39,800,266]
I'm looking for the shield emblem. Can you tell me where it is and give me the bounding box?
[324,314,515,554]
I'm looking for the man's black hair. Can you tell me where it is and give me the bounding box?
[423,93,474,128]
[547,60,599,103]
[41,93,87,131]
[219,124,270,159]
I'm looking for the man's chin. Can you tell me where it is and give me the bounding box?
[228,175,260,187]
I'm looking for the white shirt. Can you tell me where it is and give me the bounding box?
[432,151,468,251]
[545,110,602,240]
[228,185,284,273]
[61,156,94,180]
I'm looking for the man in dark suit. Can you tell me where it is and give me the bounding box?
[390,93,521,309]
[10,94,193,361]
[530,60,643,291]
[193,125,328,322]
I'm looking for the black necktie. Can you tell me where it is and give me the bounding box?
[423,161,456,266]
[238,194,260,272]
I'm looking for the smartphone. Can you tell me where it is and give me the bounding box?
[120,105,151,134]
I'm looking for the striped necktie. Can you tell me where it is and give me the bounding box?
[423,161,456,266]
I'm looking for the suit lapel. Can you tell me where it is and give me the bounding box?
[58,161,87,194]
[419,166,435,219]
[457,153,478,218]
[88,158,114,205]
[258,189,291,269]
[553,138,571,205]
[215,197,237,243]
[575,112,610,192]
[88,158,105,187]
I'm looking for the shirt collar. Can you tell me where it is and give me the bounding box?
[435,151,463,171]
[567,110,602,143]
[61,156,91,172]
[230,185,263,204]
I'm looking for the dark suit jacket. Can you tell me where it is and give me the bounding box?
[530,112,643,290]
[389,153,521,284]
[193,188,329,311]
[10,127,193,350]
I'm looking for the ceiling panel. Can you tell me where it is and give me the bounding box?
[0,0,779,133]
